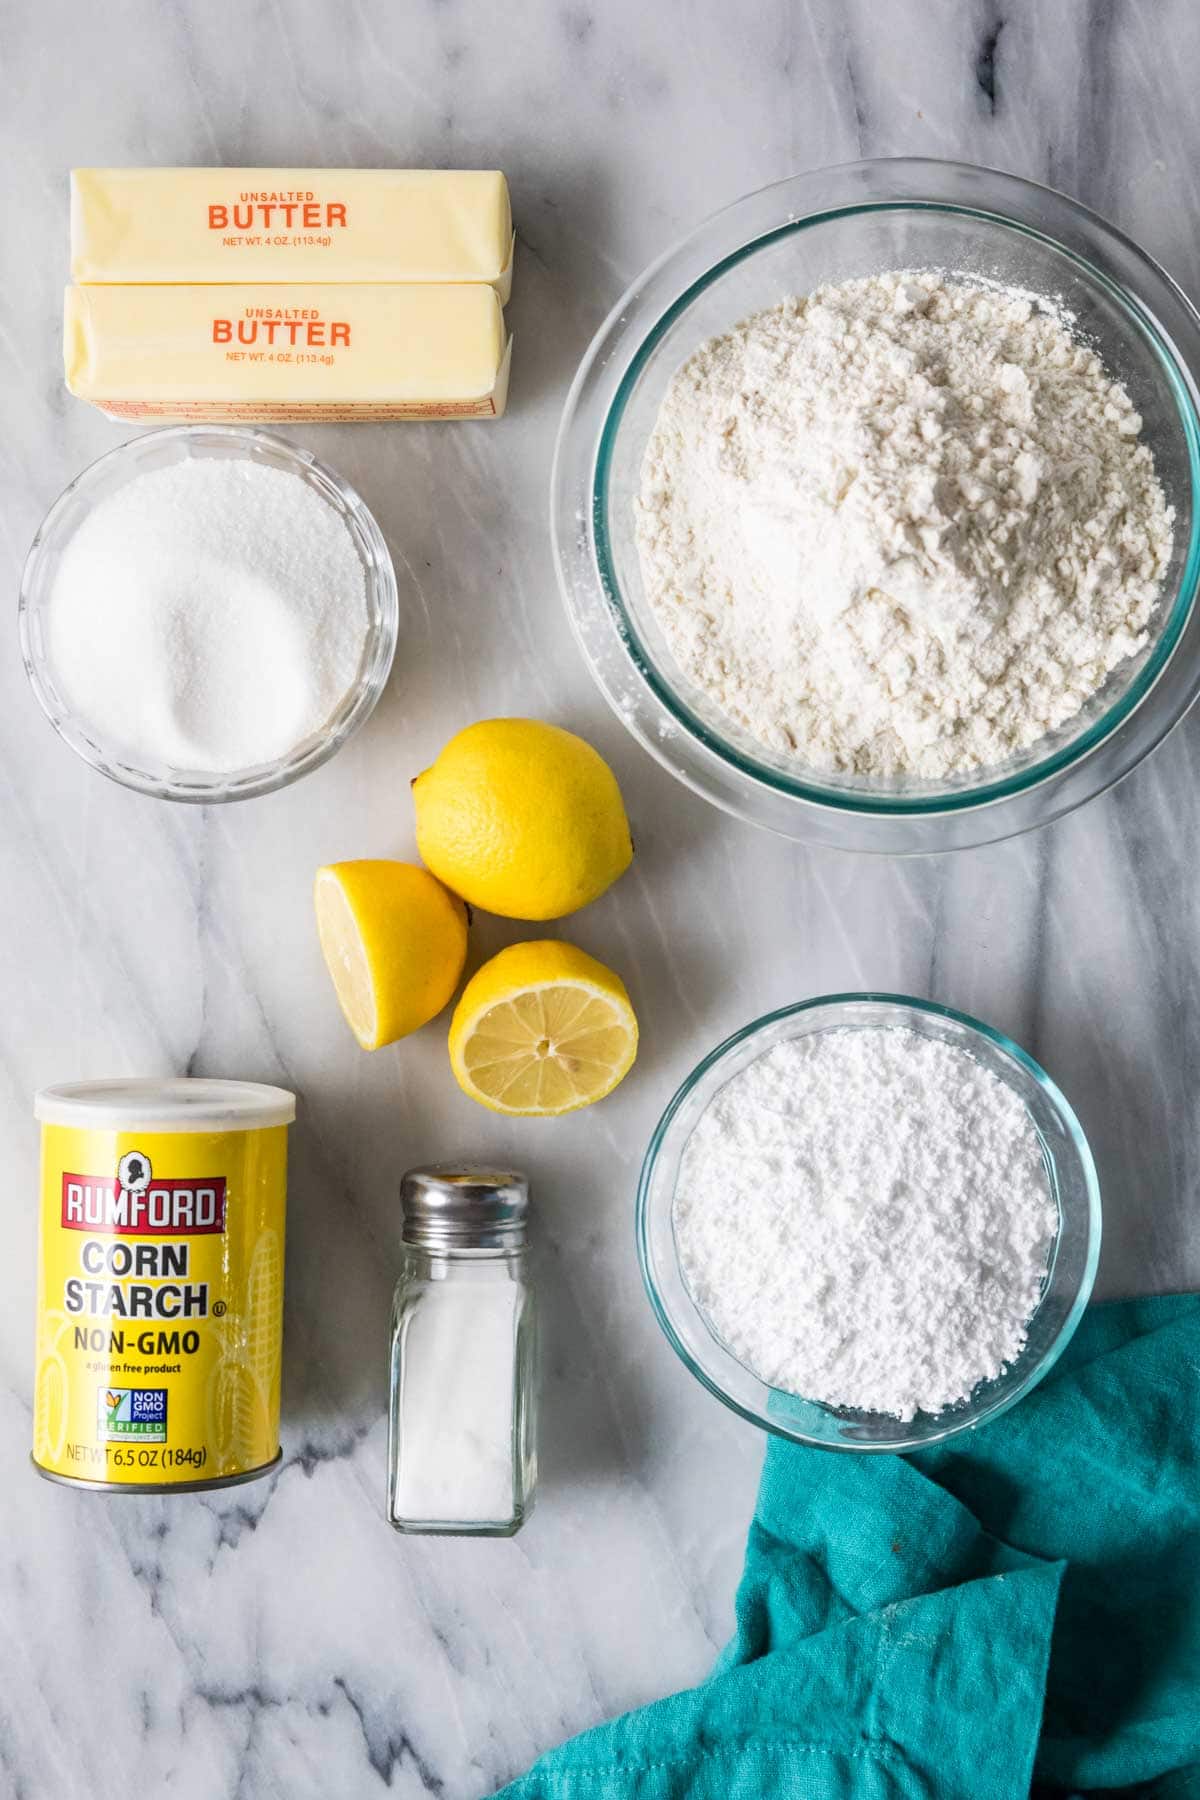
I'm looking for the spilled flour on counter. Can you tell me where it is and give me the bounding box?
[636,272,1174,777]
[673,1027,1058,1418]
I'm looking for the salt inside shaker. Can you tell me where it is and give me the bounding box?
[387,1165,537,1536]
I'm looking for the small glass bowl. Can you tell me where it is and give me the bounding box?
[637,994,1101,1452]
[19,426,398,802]
[553,159,1200,852]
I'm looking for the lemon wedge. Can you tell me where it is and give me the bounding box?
[449,940,638,1115]
[315,860,468,1050]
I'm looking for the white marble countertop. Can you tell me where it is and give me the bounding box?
[3,1,1200,1794]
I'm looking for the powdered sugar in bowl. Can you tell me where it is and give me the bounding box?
[20,426,398,802]
[554,159,1200,852]
[637,995,1101,1452]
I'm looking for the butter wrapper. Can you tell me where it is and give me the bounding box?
[64,282,511,423]
[71,168,514,302]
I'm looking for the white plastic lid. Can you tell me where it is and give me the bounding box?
[35,1078,296,1132]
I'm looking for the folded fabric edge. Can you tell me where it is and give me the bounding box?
[491,1560,1064,1799]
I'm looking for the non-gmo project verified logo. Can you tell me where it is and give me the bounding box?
[98,1388,168,1442]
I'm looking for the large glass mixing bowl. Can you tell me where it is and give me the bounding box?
[552,160,1200,852]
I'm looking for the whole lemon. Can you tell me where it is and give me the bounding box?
[413,719,633,920]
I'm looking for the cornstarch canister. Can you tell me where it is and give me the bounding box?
[32,1078,295,1493]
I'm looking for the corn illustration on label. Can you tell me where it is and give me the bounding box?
[34,1121,287,1488]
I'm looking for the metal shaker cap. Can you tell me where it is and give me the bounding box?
[400,1165,529,1250]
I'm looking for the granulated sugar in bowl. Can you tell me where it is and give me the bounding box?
[637,995,1101,1452]
[20,426,398,801]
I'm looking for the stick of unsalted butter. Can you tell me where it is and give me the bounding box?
[64,283,511,422]
[70,168,514,302]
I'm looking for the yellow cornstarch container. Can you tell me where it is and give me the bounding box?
[33,1078,295,1493]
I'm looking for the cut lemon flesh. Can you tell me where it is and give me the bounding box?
[450,941,638,1115]
[316,873,377,1045]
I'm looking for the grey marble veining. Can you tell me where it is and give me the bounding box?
[2,0,1200,1793]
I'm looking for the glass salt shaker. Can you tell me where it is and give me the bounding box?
[387,1166,537,1536]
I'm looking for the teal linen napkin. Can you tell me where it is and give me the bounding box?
[495,1296,1200,1799]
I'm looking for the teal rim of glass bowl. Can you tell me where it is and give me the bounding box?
[594,202,1200,818]
[636,993,1103,1447]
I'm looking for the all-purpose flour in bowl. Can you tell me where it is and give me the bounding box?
[46,454,370,776]
[636,272,1175,779]
[672,1024,1059,1419]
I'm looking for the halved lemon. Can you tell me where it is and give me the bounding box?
[315,860,468,1050]
[449,940,638,1116]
